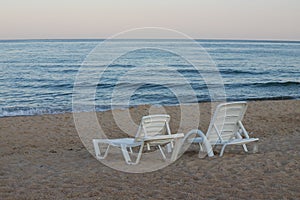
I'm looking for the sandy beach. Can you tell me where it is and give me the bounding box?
[0,100,299,199]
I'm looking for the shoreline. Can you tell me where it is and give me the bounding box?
[1,96,299,118]
[1,99,299,199]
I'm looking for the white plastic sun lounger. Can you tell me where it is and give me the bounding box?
[93,114,184,165]
[181,102,259,158]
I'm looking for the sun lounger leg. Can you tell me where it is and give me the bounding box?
[198,143,208,159]
[93,140,110,159]
[133,143,144,165]
[129,147,133,154]
[242,144,248,152]
[220,144,228,157]
[121,143,144,165]
[158,145,167,160]
[121,144,132,164]
[253,142,258,153]
[170,138,183,162]
[166,143,172,153]
[202,136,214,158]
[147,143,150,151]
[129,143,144,165]
[236,127,249,153]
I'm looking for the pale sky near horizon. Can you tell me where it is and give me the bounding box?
[1,0,299,40]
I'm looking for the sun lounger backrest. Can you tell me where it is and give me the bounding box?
[135,114,171,141]
[206,102,247,143]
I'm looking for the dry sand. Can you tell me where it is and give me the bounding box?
[0,100,299,199]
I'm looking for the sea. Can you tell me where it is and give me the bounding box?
[0,39,299,117]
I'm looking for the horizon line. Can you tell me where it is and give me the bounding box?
[0,38,299,43]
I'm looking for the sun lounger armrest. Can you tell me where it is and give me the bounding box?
[143,133,184,142]
[238,121,250,139]
[183,129,214,157]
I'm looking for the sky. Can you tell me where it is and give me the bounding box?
[0,0,299,40]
